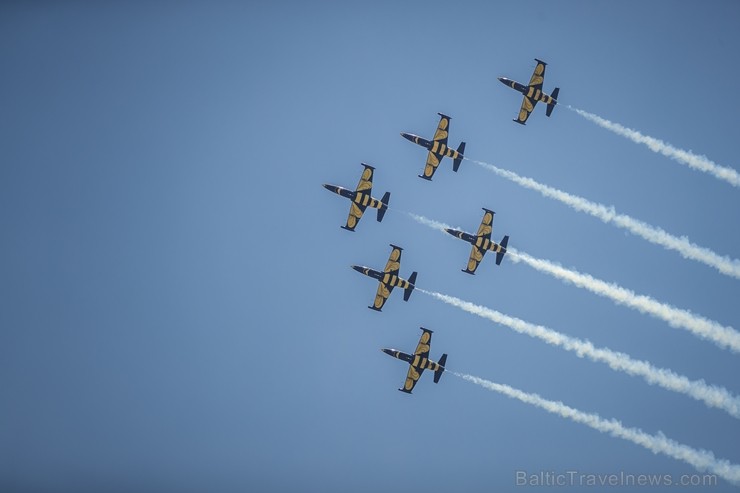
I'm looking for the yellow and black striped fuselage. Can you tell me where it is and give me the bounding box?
[382,349,444,373]
[353,267,412,289]
[449,229,506,254]
[353,190,383,209]
[402,133,463,161]
[475,235,506,254]
[505,79,556,105]
[324,184,384,210]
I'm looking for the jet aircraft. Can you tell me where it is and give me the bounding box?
[382,327,447,394]
[323,163,390,231]
[498,58,560,125]
[401,113,466,181]
[446,208,509,275]
[352,244,417,311]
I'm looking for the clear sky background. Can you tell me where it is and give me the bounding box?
[2,1,740,492]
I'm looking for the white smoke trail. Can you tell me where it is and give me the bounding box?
[506,248,740,353]
[468,158,740,279]
[567,106,740,188]
[407,212,740,352]
[405,212,458,235]
[417,289,740,419]
[452,372,740,485]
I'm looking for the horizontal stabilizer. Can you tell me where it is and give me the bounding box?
[495,235,509,265]
[377,191,390,222]
[403,272,417,301]
[434,354,447,383]
[453,142,466,172]
[340,225,356,232]
[546,88,559,117]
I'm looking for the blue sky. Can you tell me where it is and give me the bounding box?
[2,1,740,491]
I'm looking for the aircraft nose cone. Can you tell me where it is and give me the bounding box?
[400,132,414,143]
[351,265,363,273]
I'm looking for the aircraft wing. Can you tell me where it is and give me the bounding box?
[420,115,451,179]
[414,329,432,358]
[400,364,424,393]
[342,165,374,230]
[515,95,537,125]
[464,243,487,274]
[383,245,402,275]
[420,150,444,180]
[370,281,393,311]
[344,202,367,231]
[528,60,546,89]
[355,164,374,194]
[476,210,494,241]
[400,329,433,393]
[432,114,450,146]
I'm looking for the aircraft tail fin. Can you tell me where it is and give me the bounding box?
[403,272,417,301]
[496,235,509,265]
[546,88,559,117]
[453,142,466,172]
[377,192,390,222]
[434,354,447,383]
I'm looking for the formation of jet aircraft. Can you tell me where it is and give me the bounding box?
[322,58,558,393]
[352,244,417,312]
[446,208,509,275]
[382,327,447,394]
[499,58,560,125]
[401,113,466,181]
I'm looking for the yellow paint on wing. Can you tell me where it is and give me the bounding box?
[471,247,484,262]
[356,168,373,191]
[374,294,385,308]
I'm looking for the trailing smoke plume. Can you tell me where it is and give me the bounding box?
[568,106,740,188]
[418,289,740,419]
[468,158,740,279]
[453,372,740,485]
